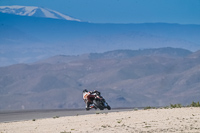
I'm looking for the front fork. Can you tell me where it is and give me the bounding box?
[104,102,108,107]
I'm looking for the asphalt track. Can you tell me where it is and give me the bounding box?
[0,108,134,123]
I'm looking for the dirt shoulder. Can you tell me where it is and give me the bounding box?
[0,107,200,133]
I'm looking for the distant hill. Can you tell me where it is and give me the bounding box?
[89,47,192,59]
[1,48,200,110]
[0,10,200,66]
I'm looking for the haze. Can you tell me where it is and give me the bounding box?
[1,0,200,24]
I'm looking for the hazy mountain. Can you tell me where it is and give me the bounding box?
[89,47,192,59]
[0,9,200,67]
[0,5,80,21]
[0,48,200,110]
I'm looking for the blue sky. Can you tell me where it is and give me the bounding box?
[0,0,200,24]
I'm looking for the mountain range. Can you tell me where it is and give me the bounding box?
[1,47,200,110]
[1,6,200,110]
[0,5,80,21]
[0,6,200,67]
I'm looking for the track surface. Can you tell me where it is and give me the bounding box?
[0,108,133,123]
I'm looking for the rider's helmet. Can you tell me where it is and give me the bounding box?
[83,89,88,93]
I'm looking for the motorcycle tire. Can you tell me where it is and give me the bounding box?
[93,100,104,110]
[107,105,111,110]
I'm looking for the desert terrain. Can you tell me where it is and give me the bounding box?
[1,107,200,133]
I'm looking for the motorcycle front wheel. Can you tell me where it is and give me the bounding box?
[107,105,111,110]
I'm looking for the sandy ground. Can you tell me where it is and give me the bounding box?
[1,107,200,133]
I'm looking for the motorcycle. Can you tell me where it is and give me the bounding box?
[91,91,111,110]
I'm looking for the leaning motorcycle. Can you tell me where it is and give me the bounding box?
[92,91,111,110]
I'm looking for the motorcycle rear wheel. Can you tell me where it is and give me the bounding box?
[93,100,104,110]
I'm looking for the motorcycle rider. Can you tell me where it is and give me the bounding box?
[83,89,99,110]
